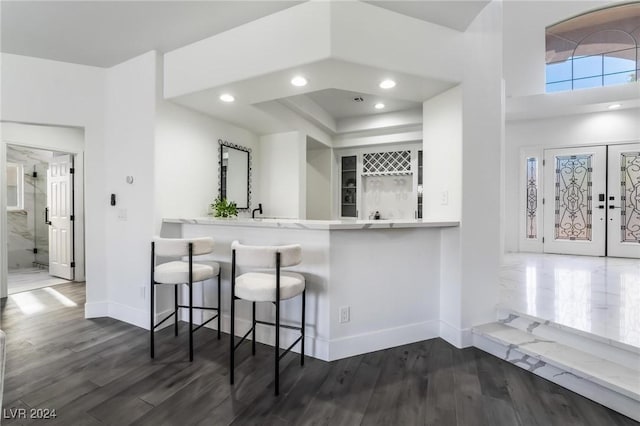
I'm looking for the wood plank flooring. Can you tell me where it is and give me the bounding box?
[1,283,637,425]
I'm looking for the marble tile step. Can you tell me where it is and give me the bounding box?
[473,323,640,402]
[496,307,640,367]
[472,324,640,423]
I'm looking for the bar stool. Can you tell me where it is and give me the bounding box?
[229,240,305,396]
[150,237,221,361]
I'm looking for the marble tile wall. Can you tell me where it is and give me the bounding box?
[6,146,53,270]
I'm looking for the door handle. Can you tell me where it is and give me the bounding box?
[45,207,51,225]
[609,205,621,209]
[598,205,605,209]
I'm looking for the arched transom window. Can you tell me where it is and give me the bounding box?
[546,3,640,92]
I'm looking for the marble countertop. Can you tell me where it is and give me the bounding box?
[163,217,459,230]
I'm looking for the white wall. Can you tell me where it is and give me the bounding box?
[0,53,106,304]
[101,52,157,326]
[504,108,640,251]
[1,123,86,282]
[155,95,260,225]
[503,1,613,97]
[306,141,332,220]
[164,1,331,98]
[330,1,464,82]
[422,86,462,221]
[333,130,422,149]
[439,1,504,348]
[259,131,306,219]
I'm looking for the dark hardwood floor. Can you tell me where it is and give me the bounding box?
[1,282,637,426]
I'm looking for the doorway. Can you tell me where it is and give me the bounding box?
[6,145,75,294]
[541,143,640,257]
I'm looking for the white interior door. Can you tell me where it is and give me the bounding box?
[607,143,640,258]
[543,146,607,256]
[48,155,74,280]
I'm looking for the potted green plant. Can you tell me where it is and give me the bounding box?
[211,197,238,218]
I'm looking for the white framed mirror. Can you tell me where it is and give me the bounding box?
[218,139,251,210]
[6,162,24,211]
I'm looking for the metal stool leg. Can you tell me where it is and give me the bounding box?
[189,283,193,362]
[275,298,280,396]
[230,249,236,385]
[301,289,305,366]
[150,242,155,359]
[174,285,179,337]
[275,252,281,396]
[217,274,221,340]
[150,282,155,359]
[252,301,256,355]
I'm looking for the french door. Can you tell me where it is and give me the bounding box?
[542,144,640,258]
[543,146,607,256]
[607,144,640,257]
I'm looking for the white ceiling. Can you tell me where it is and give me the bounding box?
[303,89,421,120]
[172,58,452,135]
[0,1,302,67]
[1,1,475,134]
[364,1,490,31]
[1,1,489,68]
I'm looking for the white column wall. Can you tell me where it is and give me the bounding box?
[102,52,157,326]
[0,53,106,306]
[422,86,462,221]
[439,1,504,348]
[306,144,333,220]
[459,0,503,341]
[259,131,306,219]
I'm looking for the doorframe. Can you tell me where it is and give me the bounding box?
[517,139,639,255]
[1,122,86,298]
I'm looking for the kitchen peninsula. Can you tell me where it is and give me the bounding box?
[161,217,458,361]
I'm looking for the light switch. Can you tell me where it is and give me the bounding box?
[440,190,449,206]
[117,208,127,221]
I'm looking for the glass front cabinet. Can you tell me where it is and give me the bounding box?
[336,144,422,220]
[340,155,358,217]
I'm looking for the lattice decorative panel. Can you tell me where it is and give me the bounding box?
[621,152,640,243]
[526,157,538,239]
[554,154,592,241]
[362,151,411,176]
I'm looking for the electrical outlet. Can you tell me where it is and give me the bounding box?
[339,306,350,323]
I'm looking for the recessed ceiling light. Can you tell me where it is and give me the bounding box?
[379,79,396,89]
[374,103,385,109]
[219,94,235,103]
[291,76,308,87]
[608,103,621,110]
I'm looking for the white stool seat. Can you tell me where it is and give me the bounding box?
[155,261,219,284]
[235,271,305,302]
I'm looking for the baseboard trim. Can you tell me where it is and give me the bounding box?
[84,301,108,318]
[328,320,440,361]
[107,301,150,330]
[89,303,470,361]
[439,320,473,349]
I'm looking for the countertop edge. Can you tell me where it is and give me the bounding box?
[163,217,460,230]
